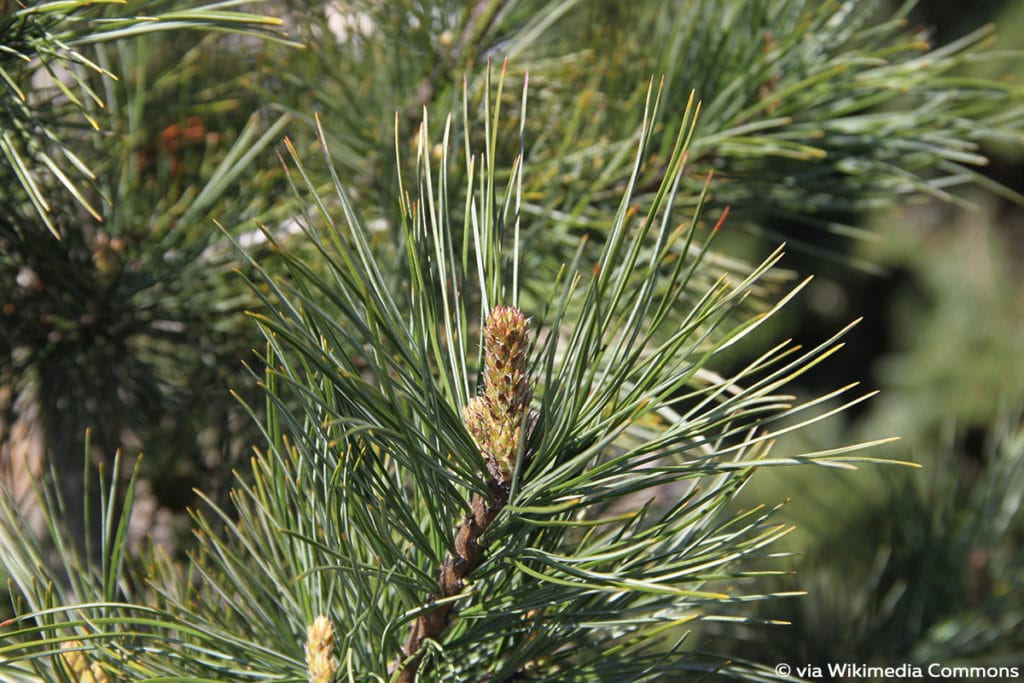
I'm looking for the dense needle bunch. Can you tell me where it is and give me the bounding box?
[463,305,533,483]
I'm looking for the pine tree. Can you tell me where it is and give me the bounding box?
[2,1,1022,681]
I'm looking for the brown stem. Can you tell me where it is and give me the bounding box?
[395,480,509,683]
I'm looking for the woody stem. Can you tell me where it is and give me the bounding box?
[395,480,508,683]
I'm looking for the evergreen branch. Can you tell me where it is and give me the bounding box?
[0,0,292,237]
[397,305,534,681]
[278,0,1023,277]
[1,64,897,683]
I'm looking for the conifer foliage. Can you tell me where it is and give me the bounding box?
[1,70,897,681]
[1,1,1022,682]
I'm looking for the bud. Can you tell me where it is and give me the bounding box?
[305,615,337,683]
[463,306,533,481]
[60,640,108,683]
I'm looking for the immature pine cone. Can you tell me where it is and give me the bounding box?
[463,306,532,482]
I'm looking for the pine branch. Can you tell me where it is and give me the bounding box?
[397,305,533,681]
[0,0,293,238]
[275,0,1023,279]
[0,63,901,683]
[1,4,299,551]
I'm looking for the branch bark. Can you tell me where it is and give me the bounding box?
[395,480,509,683]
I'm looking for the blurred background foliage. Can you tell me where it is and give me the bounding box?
[724,0,1024,670]
[721,409,1024,669]
[2,0,1023,674]
[1,1,297,549]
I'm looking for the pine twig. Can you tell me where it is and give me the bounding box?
[396,306,532,682]
[396,480,509,683]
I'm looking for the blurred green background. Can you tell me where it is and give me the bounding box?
[725,0,1024,669]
